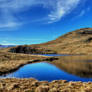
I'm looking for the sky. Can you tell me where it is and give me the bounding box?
[0,0,92,45]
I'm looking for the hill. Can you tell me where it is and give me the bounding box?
[10,28,92,54]
[0,45,15,48]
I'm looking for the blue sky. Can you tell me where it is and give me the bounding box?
[0,0,92,45]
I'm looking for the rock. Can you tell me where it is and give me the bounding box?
[6,83,19,90]
[85,37,92,42]
[49,88,58,92]
[68,82,76,86]
[81,87,92,92]
[0,83,4,89]
[35,85,49,92]
[52,80,59,83]
[31,81,39,87]
[10,45,56,54]
[24,89,32,92]
[61,80,68,83]
[40,81,49,86]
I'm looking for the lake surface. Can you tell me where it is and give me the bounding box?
[1,60,92,82]
[33,54,71,56]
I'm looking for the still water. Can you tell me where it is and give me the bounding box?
[1,61,92,82]
[32,54,71,56]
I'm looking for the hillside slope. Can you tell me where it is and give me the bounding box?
[43,28,92,54]
[10,28,92,54]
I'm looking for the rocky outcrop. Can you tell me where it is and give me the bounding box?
[9,45,56,54]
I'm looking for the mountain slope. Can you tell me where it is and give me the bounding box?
[10,28,92,54]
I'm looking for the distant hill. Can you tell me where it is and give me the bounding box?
[0,45,15,48]
[9,28,92,54]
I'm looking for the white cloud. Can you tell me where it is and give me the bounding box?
[78,10,86,17]
[0,22,21,28]
[0,0,82,28]
[73,7,90,19]
[48,0,81,23]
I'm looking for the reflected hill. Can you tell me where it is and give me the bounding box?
[51,55,92,78]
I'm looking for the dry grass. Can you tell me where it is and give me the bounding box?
[0,51,56,75]
[0,78,92,92]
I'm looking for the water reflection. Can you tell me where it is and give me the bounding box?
[52,56,92,78]
[0,62,68,81]
[1,55,92,82]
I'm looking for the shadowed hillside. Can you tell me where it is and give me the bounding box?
[9,28,92,54]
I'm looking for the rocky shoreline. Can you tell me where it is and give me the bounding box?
[0,57,56,76]
[0,78,92,92]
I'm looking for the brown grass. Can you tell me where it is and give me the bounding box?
[0,51,56,75]
[0,78,92,92]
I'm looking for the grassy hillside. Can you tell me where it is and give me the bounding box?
[9,28,92,54]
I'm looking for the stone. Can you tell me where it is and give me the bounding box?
[35,85,49,92]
